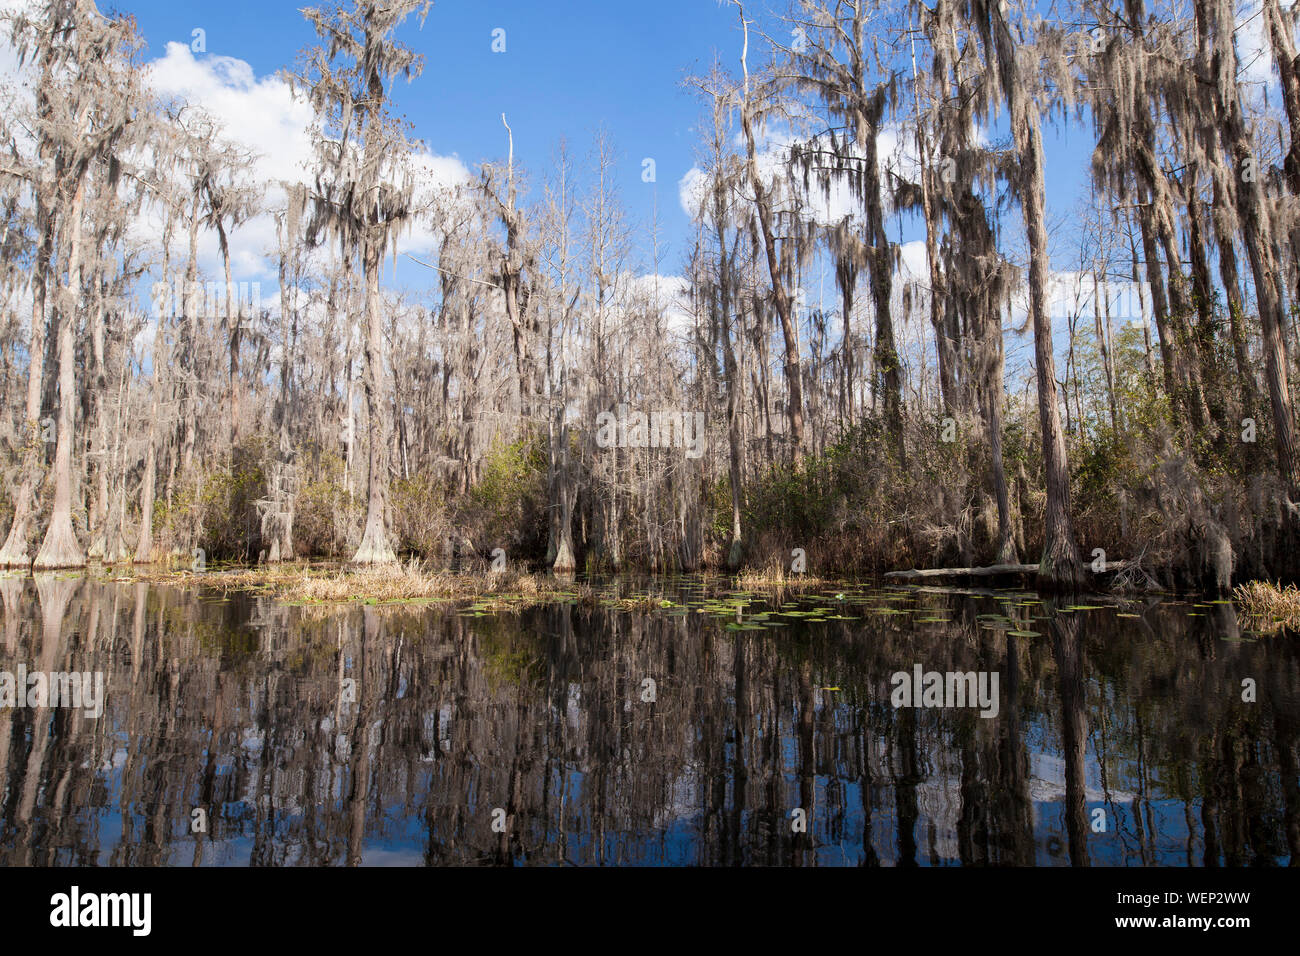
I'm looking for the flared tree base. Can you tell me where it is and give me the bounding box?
[0,542,31,569]
[727,538,744,572]
[1037,540,1086,592]
[33,513,85,570]
[552,537,576,573]
[350,518,397,566]
[0,513,33,568]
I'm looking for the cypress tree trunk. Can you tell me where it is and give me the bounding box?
[0,211,53,567]
[86,293,108,559]
[1025,124,1083,586]
[985,330,1016,564]
[736,9,803,464]
[993,6,1085,588]
[861,91,904,464]
[1199,0,1299,499]
[351,244,397,565]
[1185,194,1225,428]
[218,222,240,449]
[34,179,87,570]
[1208,196,1255,409]
[134,390,159,564]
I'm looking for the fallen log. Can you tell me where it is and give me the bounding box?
[884,564,1038,584]
[884,560,1132,585]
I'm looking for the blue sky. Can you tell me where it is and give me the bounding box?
[123,0,751,276]
[118,0,1103,263]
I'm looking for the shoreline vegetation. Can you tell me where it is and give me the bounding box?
[92,559,837,607]
[1233,581,1300,634]
[3,561,1297,633]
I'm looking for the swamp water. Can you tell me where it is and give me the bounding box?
[0,574,1296,866]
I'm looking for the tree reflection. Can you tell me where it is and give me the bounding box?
[0,577,1296,866]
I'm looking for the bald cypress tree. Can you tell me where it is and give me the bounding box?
[1082,0,1211,434]
[290,0,433,565]
[1,0,143,570]
[786,0,904,463]
[921,0,1018,562]
[985,0,1085,587]
[734,2,807,464]
[1194,0,1298,501]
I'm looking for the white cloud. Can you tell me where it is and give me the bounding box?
[897,239,928,281]
[677,165,708,222]
[678,124,867,228]
[131,43,471,298]
[146,43,315,188]
[630,272,693,341]
[677,121,959,231]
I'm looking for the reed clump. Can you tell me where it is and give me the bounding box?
[1234,580,1300,633]
[192,560,566,606]
[734,565,831,598]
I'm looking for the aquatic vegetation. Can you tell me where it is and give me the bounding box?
[732,568,832,597]
[1234,580,1300,634]
[187,560,584,608]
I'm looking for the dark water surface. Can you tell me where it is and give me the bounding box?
[0,574,1297,866]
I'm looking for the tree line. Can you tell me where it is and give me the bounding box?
[0,0,1297,589]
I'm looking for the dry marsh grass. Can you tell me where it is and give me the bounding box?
[251,562,567,606]
[1234,580,1300,633]
[103,560,858,617]
[113,560,571,607]
[734,567,832,597]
